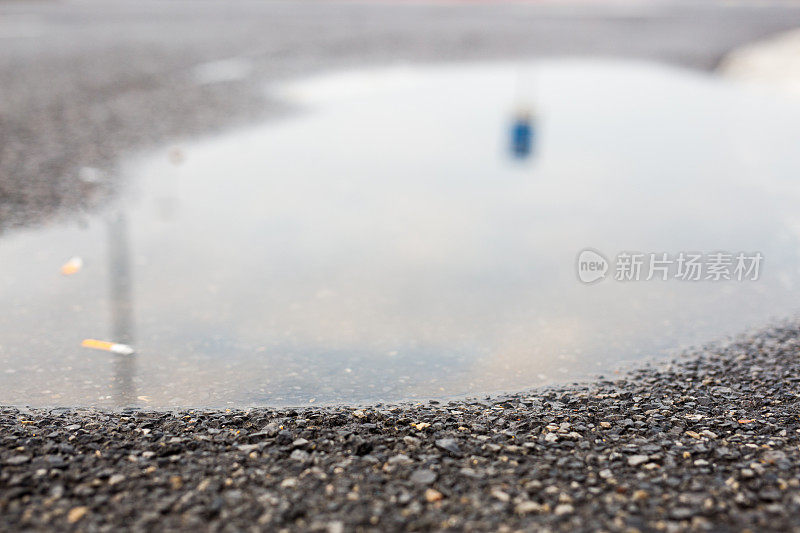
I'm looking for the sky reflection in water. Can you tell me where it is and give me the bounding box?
[2,60,800,408]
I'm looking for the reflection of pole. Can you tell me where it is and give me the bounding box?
[108,212,135,406]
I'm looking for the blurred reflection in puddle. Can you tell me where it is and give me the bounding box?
[2,60,800,408]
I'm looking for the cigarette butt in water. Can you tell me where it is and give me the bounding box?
[81,339,135,355]
[61,257,83,276]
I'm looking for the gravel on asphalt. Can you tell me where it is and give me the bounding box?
[6,2,800,531]
[3,321,800,531]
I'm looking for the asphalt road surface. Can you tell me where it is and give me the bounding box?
[4,0,800,231]
[6,3,800,531]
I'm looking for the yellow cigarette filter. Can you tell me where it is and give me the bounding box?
[61,257,83,276]
[81,339,135,355]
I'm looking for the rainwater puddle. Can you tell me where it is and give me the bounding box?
[2,60,800,408]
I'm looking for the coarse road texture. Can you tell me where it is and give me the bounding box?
[5,2,800,531]
[3,322,800,531]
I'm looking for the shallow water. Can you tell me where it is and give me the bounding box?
[2,60,800,408]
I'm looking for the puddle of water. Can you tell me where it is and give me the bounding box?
[2,60,800,408]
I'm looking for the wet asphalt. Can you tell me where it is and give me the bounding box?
[4,322,800,532]
[5,1,800,531]
[4,0,800,231]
